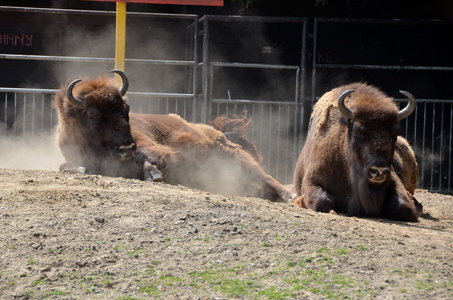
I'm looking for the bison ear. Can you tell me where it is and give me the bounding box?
[397,91,416,121]
[66,79,84,109]
[110,69,129,96]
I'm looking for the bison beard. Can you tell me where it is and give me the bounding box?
[53,70,294,203]
[293,83,420,222]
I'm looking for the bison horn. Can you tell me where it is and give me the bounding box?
[66,79,84,109]
[110,69,129,96]
[338,89,355,120]
[397,90,416,121]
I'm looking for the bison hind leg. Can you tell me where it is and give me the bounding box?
[413,197,423,217]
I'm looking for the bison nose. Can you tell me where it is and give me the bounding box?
[368,166,390,183]
[116,142,136,161]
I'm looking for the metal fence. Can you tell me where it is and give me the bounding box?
[0,88,58,136]
[0,7,452,193]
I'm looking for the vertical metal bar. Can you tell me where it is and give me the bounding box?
[421,102,427,187]
[300,19,307,104]
[267,104,272,174]
[41,94,45,130]
[13,92,17,135]
[439,103,444,190]
[31,93,35,137]
[311,18,318,105]
[286,105,291,183]
[298,19,308,166]
[50,93,54,129]
[23,94,27,135]
[201,16,209,124]
[192,17,198,123]
[413,104,418,149]
[3,92,7,134]
[276,104,281,180]
[208,63,215,122]
[115,2,127,73]
[449,104,452,191]
[430,103,435,190]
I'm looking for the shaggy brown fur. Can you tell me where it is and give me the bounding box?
[210,111,262,164]
[54,74,294,203]
[293,83,419,221]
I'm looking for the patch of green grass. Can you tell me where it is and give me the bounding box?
[28,259,37,265]
[285,267,356,298]
[139,284,160,297]
[357,244,367,251]
[150,260,161,266]
[42,289,67,298]
[116,296,145,300]
[22,289,35,299]
[114,244,130,252]
[31,279,45,287]
[415,280,435,290]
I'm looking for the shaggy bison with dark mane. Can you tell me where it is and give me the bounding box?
[54,70,294,202]
[293,83,420,221]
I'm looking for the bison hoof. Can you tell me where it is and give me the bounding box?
[152,173,163,182]
[59,163,86,174]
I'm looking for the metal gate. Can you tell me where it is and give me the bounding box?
[0,6,452,193]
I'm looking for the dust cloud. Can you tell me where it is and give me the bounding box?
[0,131,64,171]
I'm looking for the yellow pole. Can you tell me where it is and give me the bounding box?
[115,1,127,73]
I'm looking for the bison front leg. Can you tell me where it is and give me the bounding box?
[381,180,418,222]
[300,179,336,213]
[134,150,164,182]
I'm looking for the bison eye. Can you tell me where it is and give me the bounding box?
[88,116,99,127]
[87,108,101,127]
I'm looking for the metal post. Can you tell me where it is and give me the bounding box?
[201,16,209,124]
[115,2,127,73]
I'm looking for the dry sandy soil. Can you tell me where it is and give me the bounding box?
[0,168,452,299]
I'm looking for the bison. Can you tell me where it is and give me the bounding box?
[54,70,294,203]
[293,83,420,221]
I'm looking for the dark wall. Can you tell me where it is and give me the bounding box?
[1,0,452,19]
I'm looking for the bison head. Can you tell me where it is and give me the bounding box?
[66,70,136,161]
[338,88,416,185]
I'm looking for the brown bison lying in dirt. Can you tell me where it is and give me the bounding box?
[54,70,294,202]
[293,83,421,221]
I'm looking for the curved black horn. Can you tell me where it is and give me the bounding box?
[110,69,129,96]
[338,89,355,120]
[66,79,84,109]
[397,90,416,121]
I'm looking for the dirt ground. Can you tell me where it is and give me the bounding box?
[0,168,452,299]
